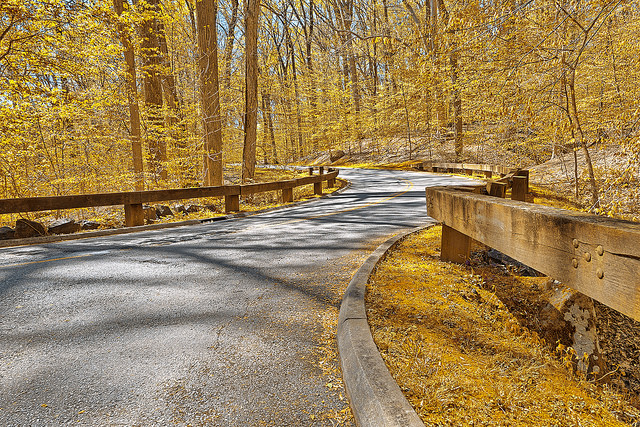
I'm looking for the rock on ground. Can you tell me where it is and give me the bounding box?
[80,220,100,230]
[0,226,15,240]
[156,205,173,218]
[48,218,81,235]
[143,206,157,222]
[14,219,46,238]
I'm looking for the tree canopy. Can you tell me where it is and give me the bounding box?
[2,0,639,213]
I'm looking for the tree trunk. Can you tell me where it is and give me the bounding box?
[222,0,240,91]
[299,0,317,151]
[261,91,278,163]
[381,0,397,93]
[242,0,260,182]
[432,0,447,129]
[196,0,223,186]
[113,0,144,191]
[284,24,304,158]
[155,10,183,124]
[337,0,361,148]
[451,48,462,160]
[140,0,167,182]
[567,66,600,208]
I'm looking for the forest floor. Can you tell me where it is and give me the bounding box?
[367,226,640,426]
[303,136,640,425]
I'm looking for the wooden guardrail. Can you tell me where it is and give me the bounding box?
[417,161,532,202]
[425,185,640,322]
[0,168,339,227]
[416,161,515,177]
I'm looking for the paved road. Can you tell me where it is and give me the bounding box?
[0,169,473,426]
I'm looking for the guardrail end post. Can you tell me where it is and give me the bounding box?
[441,224,471,263]
[225,194,240,213]
[314,181,322,195]
[124,203,144,227]
[487,181,507,198]
[511,176,528,202]
[281,187,293,203]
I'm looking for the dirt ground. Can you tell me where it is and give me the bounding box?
[468,250,640,407]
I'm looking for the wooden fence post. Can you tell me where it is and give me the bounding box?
[512,176,528,202]
[327,177,336,187]
[440,224,471,263]
[314,182,322,195]
[225,194,240,213]
[281,187,293,203]
[487,181,507,198]
[515,169,530,187]
[308,167,314,175]
[124,203,144,227]
[484,171,492,178]
[319,166,324,174]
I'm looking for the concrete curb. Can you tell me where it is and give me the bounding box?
[0,179,351,249]
[338,225,431,427]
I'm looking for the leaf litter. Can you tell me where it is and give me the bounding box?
[366,225,640,426]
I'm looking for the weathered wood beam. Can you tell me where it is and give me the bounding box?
[430,163,514,176]
[511,176,528,202]
[0,171,339,215]
[441,224,471,263]
[426,186,640,322]
[124,203,144,227]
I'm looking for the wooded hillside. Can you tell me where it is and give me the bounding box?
[2,0,638,216]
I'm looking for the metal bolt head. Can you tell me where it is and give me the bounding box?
[584,252,591,262]
[573,239,579,248]
[597,269,604,279]
[572,258,578,268]
[596,245,604,256]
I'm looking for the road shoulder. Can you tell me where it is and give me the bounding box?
[337,225,429,427]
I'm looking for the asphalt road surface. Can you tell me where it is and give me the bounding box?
[0,168,473,426]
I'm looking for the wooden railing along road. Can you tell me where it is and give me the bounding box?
[0,167,338,228]
[416,161,515,177]
[425,162,640,322]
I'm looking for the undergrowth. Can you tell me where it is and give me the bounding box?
[366,225,639,426]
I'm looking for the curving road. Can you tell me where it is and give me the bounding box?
[0,168,473,426]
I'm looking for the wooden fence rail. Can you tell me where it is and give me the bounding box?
[425,186,640,322]
[416,161,516,177]
[0,169,339,227]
